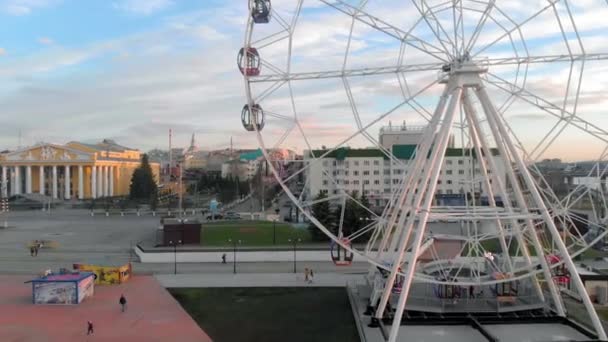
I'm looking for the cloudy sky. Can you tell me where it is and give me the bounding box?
[0,0,607,162]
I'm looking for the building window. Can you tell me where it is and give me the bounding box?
[345,161,349,167]
[363,170,370,176]
[354,161,359,166]
[373,170,380,175]
[373,160,380,166]
[333,190,338,194]
[374,180,380,185]
[354,180,360,185]
[354,171,359,176]
[393,179,399,184]
[447,180,452,185]
[333,161,337,166]
[384,179,390,184]
[344,180,350,185]
[333,171,337,176]
[345,170,349,176]
[364,160,370,166]
[384,169,390,175]
[321,190,328,195]
[322,180,328,185]
[475,168,480,173]
[437,190,442,194]
[458,170,465,175]
[384,188,391,193]
[446,170,453,175]
[438,180,442,184]
[364,180,370,185]
[447,190,453,194]
[458,160,464,165]
[446,160,453,165]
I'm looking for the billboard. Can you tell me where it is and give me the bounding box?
[33,282,76,304]
[77,276,95,303]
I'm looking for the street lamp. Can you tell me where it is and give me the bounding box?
[168,239,182,274]
[287,238,301,274]
[228,239,242,274]
[273,219,277,245]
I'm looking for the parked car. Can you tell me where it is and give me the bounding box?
[206,213,224,220]
[224,212,241,220]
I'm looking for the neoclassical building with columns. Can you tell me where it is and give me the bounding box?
[0,139,160,200]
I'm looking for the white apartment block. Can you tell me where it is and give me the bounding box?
[304,145,506,208]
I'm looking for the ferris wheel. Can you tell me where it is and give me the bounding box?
[239,1,608,341]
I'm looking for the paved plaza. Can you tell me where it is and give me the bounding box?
[0,275,211,342]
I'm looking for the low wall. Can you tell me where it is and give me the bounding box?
[135,246,366,263]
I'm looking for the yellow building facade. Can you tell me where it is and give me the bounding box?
[0,140,160,200]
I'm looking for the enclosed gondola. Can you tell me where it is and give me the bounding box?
[238,47,261,76]
[250,0,271,24]
[241,104,265,132]
[330,238,354,266]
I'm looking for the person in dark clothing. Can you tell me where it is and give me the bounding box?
[87,321,94,335]
[30,246,35,257]
[119,294,127,312]
[221,253,226,264]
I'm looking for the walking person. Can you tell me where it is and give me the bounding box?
[304,268,309,282]
[221,253,226,264]
[309,269,314,284]
[86,321,94,335]
[119,294,127,312]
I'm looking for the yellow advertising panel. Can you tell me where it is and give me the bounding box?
[73,263,132,285]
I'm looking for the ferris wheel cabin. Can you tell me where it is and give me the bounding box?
[241,104,265,132]
[250,0,271,24]
[330,238,354,266]
[237,47,261,76]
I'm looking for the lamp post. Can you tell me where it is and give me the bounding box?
[288,238,301,274]
[168,239,182,274]
[273,219,277,245]
[228,239,242,274]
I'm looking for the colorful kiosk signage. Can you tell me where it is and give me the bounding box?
[29,272,95,305]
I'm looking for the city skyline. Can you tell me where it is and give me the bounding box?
[0,0,607,161]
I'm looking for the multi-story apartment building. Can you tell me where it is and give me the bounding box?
[304,145,505,208]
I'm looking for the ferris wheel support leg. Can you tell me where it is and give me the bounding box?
[476,85,566,315]
[373,86,452,320]
[386,86,464,342]
[378,91,450,268]
[462,90,546,303]
[477,86,607,340]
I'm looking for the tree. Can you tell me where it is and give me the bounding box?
[309,191,331,241]
[129,154,158,201]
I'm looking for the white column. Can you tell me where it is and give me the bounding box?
[26,166,32,194]
[97,166,103,197]
[109,166,114,197]
[78,166,84,199]
[1,166,7,198]
[104,166,109,197]
[91,166,97,199]
[10,168,15,196]
[52,165,58,199]
[15,166,21,195]
[64,165,71,200]
[39,166,45,195]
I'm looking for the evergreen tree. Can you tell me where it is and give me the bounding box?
[309,191,331,241]
[129,154,158,200]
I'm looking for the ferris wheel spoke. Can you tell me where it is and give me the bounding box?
[251,29,290,49]
[319,0,449,62]
[411,0,457,59]
[485,72,608,144]
[252,80,287,103]
[464,0,495,55]
[471,0,558,58]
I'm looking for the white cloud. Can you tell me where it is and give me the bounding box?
[113,0,172,15]
[2,0,58,15]
[37,37,54,45]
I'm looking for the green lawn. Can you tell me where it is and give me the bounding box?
[168,287,360,342]
[201,220,312,246]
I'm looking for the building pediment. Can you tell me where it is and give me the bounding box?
[4,144,93,162]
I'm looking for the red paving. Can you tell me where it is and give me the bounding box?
[0,275,212,342]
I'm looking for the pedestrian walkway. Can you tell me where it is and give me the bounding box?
[0,275,211,342]
[155,272,364,288]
